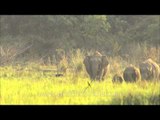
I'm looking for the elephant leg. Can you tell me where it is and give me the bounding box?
[96,63,103,80]
[102,67,108,80]
[84,56,92,79]
[91,59,100,80]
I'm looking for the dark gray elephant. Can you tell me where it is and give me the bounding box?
[123,64,141,83]
[83,51,109,80]
[139,59,160,81]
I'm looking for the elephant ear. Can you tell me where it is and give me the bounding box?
[101,56,109,67]
[83,56,92,77]
[147,63,152,72]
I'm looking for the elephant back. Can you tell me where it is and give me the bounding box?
[123,65,141,82]
[139,59,160,80]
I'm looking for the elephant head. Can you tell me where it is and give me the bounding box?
[83,52,109,81]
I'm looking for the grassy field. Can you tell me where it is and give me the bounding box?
[0,65,160,105]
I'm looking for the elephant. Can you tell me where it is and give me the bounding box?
[139,59,160,81]
[83,51,109,81]
[112,73,124,83]
[123,64,141,83]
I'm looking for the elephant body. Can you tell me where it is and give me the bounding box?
[139,59,160,81]
[83,52,109,81]
[112,73,124,83]
[123,65,141,83]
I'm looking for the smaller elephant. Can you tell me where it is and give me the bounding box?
[123,64,141,83]
[112,73,124,83]
[83,51,110,81]
[139,59,160,81]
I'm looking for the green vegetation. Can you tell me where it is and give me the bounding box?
[0,15,160,64]
[0,15,160,105]
[0,59,160,105]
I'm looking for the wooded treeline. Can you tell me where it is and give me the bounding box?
[0,15,159,64]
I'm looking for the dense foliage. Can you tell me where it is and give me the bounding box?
[0,16,159,105]
[0,15,159,64]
